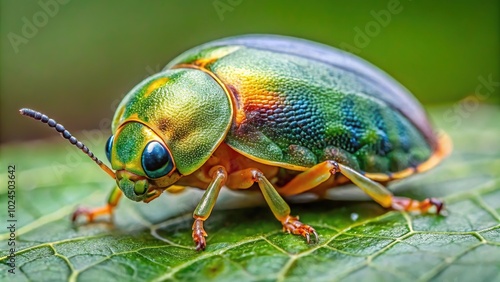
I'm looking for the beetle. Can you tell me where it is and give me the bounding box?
[21,34,451,251]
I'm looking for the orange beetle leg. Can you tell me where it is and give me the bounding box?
[72,186,123,222]
[192,217,208,251]
[226,168,318,244]
[391,197,444,214]
[278,160,443,214]
[192,166,227,251]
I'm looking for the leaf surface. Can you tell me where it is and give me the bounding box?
[1,105,499,282]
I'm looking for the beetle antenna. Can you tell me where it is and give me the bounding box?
[19,108,115,179]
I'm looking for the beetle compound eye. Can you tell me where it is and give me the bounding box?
[141,141,174,178]
[105,135,114,162]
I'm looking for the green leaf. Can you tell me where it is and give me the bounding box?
[1,105,499,282]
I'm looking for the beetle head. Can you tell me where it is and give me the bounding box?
[104,69,233,202]
[106,121,181,202]
[20,70,233,204]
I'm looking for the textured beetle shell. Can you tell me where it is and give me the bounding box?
[167,35,436,174]
[111,69,232,175]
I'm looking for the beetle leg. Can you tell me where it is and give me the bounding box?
[192,166,227,251]
[336,163,443,213]
[279,160,443,214]
[71,186,122,222]
[278,161,341,196]
[226,168,318,244]
[391,197,444,214]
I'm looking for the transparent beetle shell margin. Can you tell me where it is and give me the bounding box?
[21,34,451,251]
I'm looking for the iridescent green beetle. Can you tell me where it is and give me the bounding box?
[21,35,451,251]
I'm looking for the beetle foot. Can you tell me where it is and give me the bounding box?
[281,215,319,244]
[71,205,113,223]
[192,218,207,251]
[391,197,444,214]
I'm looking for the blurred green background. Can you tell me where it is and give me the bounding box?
[1,0,499,143]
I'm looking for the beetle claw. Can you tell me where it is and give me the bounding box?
[195,238,206,251]
[71,205,113,223]
[392,196,445,214]
[429,198,444,214]
[71,207,93,223]
[312,229,319,243]
[192,218,207,251]
[281,215,319,244]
